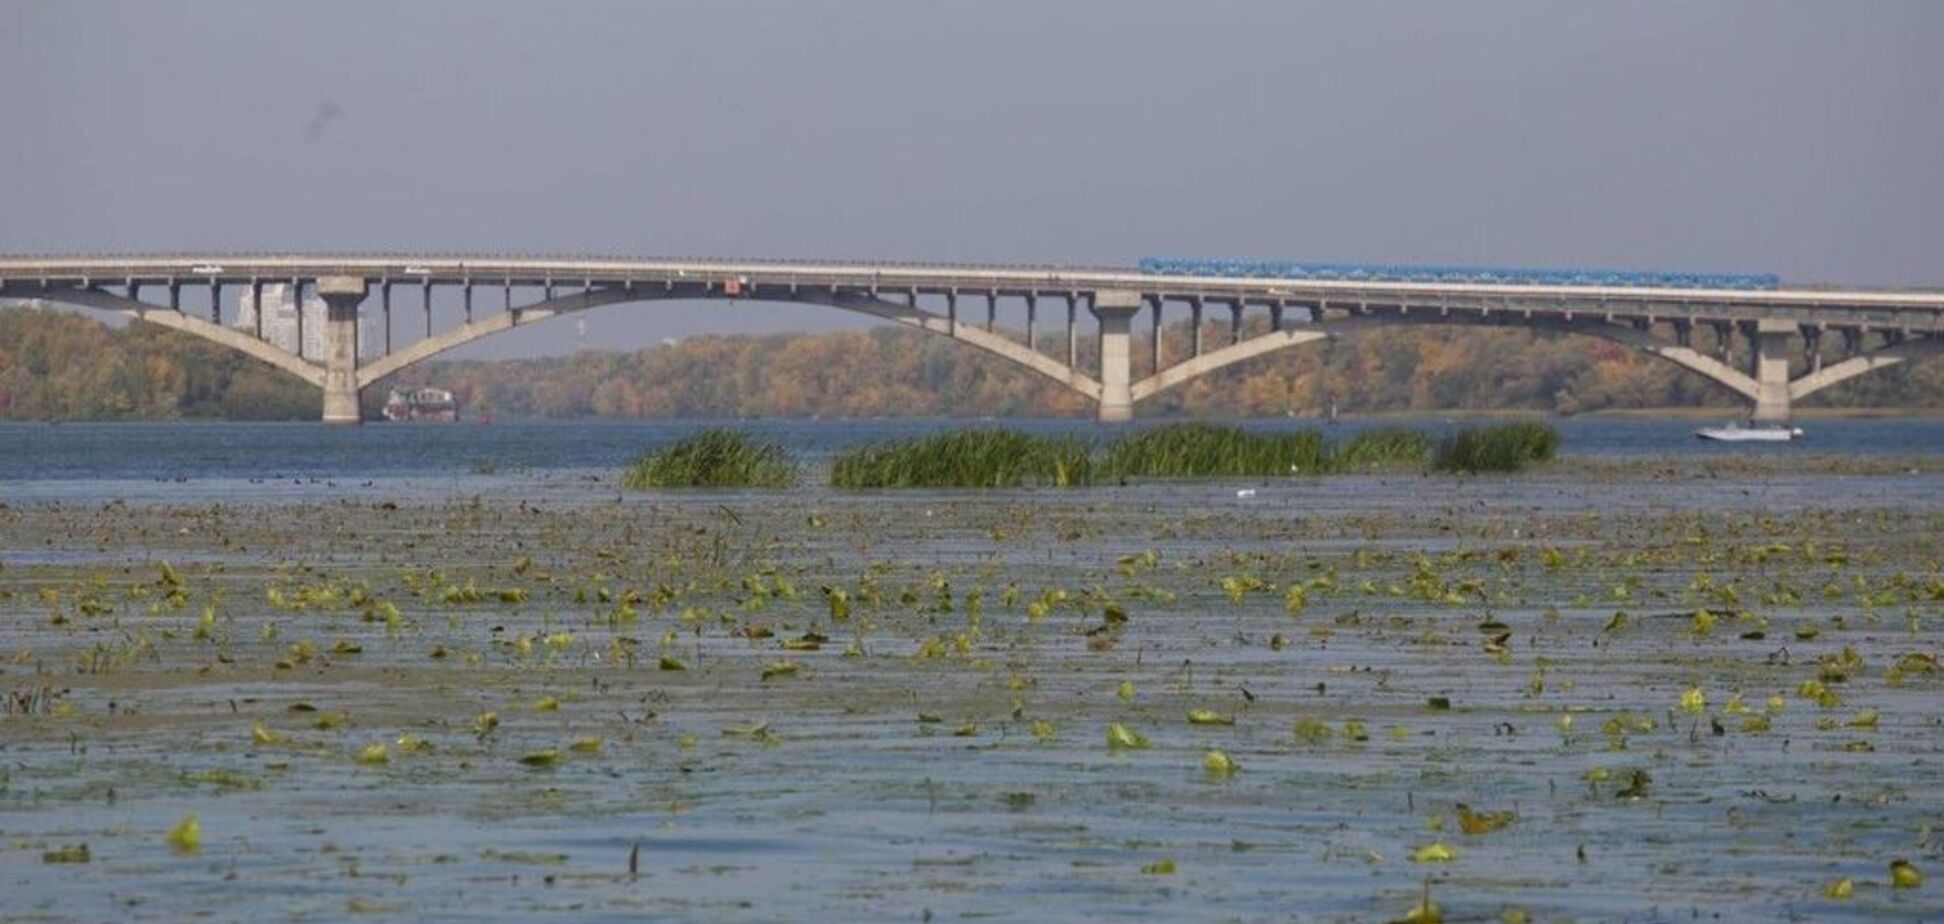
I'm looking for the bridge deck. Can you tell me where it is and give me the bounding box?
[3,255,1942,330]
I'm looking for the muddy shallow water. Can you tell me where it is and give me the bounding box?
[2,471,1942,922]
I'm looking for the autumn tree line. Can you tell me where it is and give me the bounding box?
[3,306,1939,420]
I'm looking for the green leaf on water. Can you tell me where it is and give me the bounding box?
[42,844,90,864]
[166,814,201,854]
[1891,858,1924,888]
[1409,841,1457,863]
[1293,716,1333,745]
[1202,749,1236,776]
[519,748,561,767]
[761,660,799,681]
[251,722,284,746]
[1455,804,1516,835]
[1105,722,1149,750]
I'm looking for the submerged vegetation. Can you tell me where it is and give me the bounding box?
[619,428,798,488]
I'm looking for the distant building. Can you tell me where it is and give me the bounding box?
[233,283,380,359]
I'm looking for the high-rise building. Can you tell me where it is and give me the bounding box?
[233,284,379,360]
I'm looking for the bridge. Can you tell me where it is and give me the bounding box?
[2,254,1941,423]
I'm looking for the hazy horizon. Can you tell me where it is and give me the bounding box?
[4,1,1940,359]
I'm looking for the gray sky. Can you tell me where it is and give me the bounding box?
[3,1,1940,359]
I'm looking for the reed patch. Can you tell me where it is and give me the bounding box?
[619,429,799,489]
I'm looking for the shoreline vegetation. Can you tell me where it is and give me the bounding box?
[8,307,1944,421]
[627,422,1562,489]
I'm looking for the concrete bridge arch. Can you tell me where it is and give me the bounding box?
[26,281,1117,421]
[1121,311,1942,423]
[6,255,1939,423]
[357,287,1107,404]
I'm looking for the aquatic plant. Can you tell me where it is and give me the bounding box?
[619,429,798,489]
[165,814,200,854]
[10,452,1937,920]
[1103,422,1328,477]
[830,429,1094,488]
[1329,426,1433,471]
[827,422,1555,485]
[1202,750,1237,776]
[1431,421,1560,473]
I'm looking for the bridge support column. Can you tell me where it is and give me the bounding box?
[317,276,368,425]
[1750,318,1793,424]
[1092,290,1142,423]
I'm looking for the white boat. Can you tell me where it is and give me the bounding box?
[1694,422,1803,442]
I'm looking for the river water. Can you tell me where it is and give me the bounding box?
[3,416,1942,501]
[1,418,1941,923]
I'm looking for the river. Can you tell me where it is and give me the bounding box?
[1,417,1940,922]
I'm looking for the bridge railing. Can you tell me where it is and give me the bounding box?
[1137,257,1781,291]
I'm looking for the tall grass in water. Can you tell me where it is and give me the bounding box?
[1432,421,1560,473]
[620,429,798,489]
[1104,422,1329,477]
[830,430,1094,488]
[1330,427,1433,472]
[830,420,1559,486]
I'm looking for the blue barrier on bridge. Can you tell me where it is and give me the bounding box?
[1137,257,1780,290]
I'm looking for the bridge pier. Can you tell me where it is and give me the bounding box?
[318,276,368,425]
[1750,318,1793,424]
[1093,290,1142,423]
